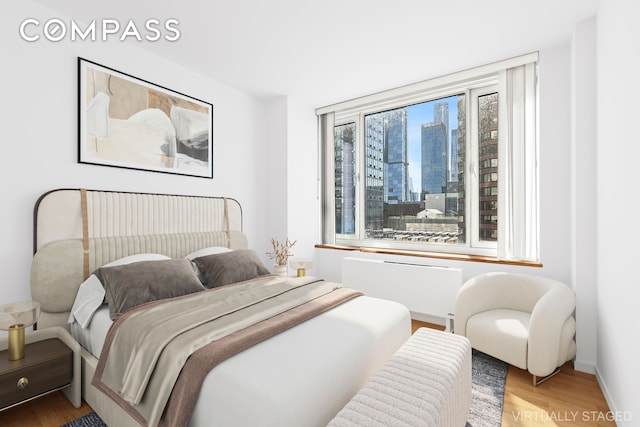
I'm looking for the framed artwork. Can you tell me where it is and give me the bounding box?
[78,57,213,178]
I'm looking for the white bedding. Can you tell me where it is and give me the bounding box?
[71,295,411,427]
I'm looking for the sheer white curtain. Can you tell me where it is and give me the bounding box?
[498,62,539,262]
[319,112,335,245]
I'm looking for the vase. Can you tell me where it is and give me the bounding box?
[273,264,288,277]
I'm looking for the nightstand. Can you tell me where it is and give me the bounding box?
[0,326,81,411]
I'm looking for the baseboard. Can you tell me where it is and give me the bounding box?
[410,312,445,326]
[595,366,633,425]
[574,359,596,374]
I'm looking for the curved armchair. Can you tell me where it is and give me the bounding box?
[455,272,576,385]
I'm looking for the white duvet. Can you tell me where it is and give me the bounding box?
[72,295,411,427]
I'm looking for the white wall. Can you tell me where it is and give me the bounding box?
[264,95,319,273]
[264,96,289,269]
[571,17,598,375]
[0,1,269,312]
[596,0,639,423]
[263,96,319,274]
[285,98,319,263]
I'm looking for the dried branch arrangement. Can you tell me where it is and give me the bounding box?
[266,238,297,266]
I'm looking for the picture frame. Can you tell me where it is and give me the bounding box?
[78,57,213,178]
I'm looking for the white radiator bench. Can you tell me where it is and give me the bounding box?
[328,328,472,427]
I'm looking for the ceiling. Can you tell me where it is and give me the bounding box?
[34,0,601,107]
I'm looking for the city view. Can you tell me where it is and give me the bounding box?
[335,92,499,245]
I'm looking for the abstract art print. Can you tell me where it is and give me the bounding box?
[78,57,213,178]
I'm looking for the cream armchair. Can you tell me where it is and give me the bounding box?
[454,272,576,386]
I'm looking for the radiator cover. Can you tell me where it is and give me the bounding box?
[342,257,462,328]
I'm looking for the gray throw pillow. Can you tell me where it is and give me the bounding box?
[192,249,270,289]
[95,258,205,320]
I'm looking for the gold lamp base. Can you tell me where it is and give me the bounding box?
[8,324,25,361]
[290,259,313,278]
[0,301,40,361]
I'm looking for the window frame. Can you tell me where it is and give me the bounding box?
[469,84,501,251]
[317,53,539,262]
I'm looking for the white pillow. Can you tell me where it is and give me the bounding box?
[102,253,171,267]
[68,253,170,328]
[184,246,232,260]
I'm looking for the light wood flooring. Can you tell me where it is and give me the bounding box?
[0,321,614,426]
[412,320,615,427]
[0,391,93,427]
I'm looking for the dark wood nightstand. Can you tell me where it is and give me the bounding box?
[0,338,73,411]
[0,326,82,411]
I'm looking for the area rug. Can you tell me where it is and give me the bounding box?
[62,350,507,427]
[61,411,106,427]
[466,349,509,427]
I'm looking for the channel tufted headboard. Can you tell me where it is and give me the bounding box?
[30,189,248,330]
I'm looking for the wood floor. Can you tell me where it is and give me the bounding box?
[0,391,93,427]
[412,321,615,427]
[0,322,614,427]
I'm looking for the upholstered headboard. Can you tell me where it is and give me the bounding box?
[30,189,248,330]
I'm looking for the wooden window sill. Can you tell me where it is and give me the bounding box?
[314,244,543,268]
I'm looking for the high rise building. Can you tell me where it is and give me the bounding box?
[457,96,467,243]
[364,114,385,231]
[434,101,460,186]
[421,122,448,197]
[383,109,408,204]
[334,123,355,234]
[450,128,458,182]
[433,102,449,130]
[478,93,499,241]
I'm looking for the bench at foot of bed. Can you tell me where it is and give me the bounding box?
[328,327,472,427]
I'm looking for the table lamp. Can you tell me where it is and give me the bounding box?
[0,301,40,360]
[289,259,313,277]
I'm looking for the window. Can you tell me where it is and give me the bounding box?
[334,123,356,234]
[318,53,539,262]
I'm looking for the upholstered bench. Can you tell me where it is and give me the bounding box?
[328,327,472,427]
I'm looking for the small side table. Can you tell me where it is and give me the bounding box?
[0,326,81,410]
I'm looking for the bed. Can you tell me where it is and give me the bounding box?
[30,189,411,427]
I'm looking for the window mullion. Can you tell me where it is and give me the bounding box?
[469,89,480,249]
[356,114,365,243]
